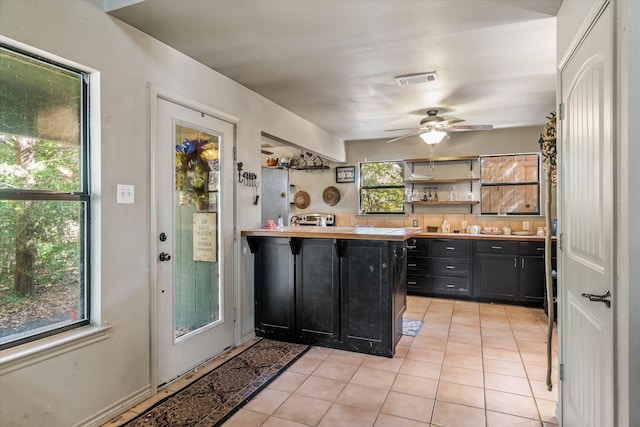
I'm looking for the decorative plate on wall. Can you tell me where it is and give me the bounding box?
[294,191,310,209]
[322,186,341,206]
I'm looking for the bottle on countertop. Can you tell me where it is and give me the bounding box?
[441,219,451,234]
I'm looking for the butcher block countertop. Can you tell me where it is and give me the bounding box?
[241,226,423,241]
[241,227,556,242]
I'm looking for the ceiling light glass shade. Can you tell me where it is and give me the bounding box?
[420,130,448,145]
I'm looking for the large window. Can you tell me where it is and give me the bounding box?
[0,45,90,349]
[359,161,405,214]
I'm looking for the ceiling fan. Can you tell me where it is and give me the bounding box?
[386,109,493,144]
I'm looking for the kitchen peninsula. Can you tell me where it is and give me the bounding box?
[241,227,422,357]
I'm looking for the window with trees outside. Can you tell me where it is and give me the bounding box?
[0,45,90,350]
[358,161,405,214]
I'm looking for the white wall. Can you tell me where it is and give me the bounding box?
[262,126,553,220]
[0,1,343,426]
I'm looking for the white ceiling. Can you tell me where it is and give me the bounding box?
[106,0,561,142]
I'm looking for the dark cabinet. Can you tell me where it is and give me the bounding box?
[296,238,340,343]
[340,240,406,356]
[249,236,406,357]
[406,238,472,298]
[406,238,432,296]
[474,240,555,305]
[474,241,519,301]
[431,239,472,297]
[253,237,295,338]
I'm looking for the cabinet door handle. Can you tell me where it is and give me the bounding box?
[521,258,525,268]
[446,284,456,288]
[537,247,545,251]
[514,258,517,268]
[491,246,502,250]
[445,246,456,251]
[445,265,456,269]
[408,263,417,267]
[407,239,417,250]
[408,281,417,285]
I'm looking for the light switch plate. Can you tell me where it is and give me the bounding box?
[523,221,530,230]
[117,184,135,204]
[413,219,418,227]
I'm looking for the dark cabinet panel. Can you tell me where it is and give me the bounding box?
[407,274,432,296]
[407,238,472,298]
[518,255,545,303]
[296,239,340,342]
[475,240,519,254]
[341,241,389,346]
[432,276,471,296]
[407,256,430,273]
[432,239,471,257]
[254,237,295,338]
[473,253,518,301]
[474,240,556,305]
[432,258,470,277]
[252,236,405,358]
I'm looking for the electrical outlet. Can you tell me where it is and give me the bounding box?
[412,219,418,227]
[523,221,530,231]
[461,220,468,229]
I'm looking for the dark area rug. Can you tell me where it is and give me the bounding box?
[124,339,309,427]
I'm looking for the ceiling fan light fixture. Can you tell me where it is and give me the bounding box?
[420,130,448,145]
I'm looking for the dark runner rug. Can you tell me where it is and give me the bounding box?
[124,339,309,427]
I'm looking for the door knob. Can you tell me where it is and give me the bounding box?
[581,290,611,308]
[159,252,172,262]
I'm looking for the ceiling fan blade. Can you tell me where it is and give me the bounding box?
[449,124,493,131]
[385,127,420,132]
[386,131,420,143]
[439,118,465,127]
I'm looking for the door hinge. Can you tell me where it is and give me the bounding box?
[558,103,565,120]
[233,308,237,323]
[559,363,564,381]
[233,146,237,161]
[559,232,563,251]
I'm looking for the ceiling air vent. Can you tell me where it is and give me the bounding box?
[394,71,438,86]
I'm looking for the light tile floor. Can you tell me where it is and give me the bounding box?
[106,296,559,427]
[224,296,559,427]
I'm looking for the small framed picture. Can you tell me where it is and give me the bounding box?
[335,166,356,183]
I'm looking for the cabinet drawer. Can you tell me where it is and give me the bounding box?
[518,241,557,257]
[407,275,433,294]
[431,239,471,257]
[432,276,471,296]
[475,240,518,254]
[432,258,470,277]
[406,238,430,256]
[407,256,430,274]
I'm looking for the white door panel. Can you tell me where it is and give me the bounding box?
[559,3,614,426]
[156,97,235,385]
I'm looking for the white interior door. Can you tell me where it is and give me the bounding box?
[155,97,235,385]
[559,2,614,425]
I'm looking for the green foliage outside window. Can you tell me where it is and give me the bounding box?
[0,45,88,349]
[359,161,405,214]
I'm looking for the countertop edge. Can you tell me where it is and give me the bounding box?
[240,227,556,242]
[240,227,423,241]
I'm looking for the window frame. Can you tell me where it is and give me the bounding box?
[479,152,541,216]
[358,160,406,215]
[0,43,91,350]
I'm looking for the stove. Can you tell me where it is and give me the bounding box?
[292,213,335,226]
